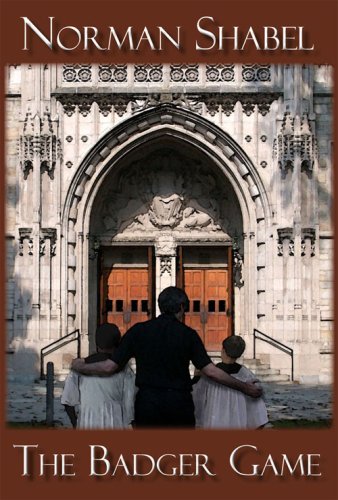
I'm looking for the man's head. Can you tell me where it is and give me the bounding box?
[222,335,246,360]
[95,323,121,353]
[158,286,189,318]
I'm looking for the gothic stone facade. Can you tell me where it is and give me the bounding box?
[5,64,333,383]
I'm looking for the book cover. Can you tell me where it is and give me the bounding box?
[0,1,337,499]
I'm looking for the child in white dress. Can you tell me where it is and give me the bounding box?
[61,323,136,429]
[192,335,268,429]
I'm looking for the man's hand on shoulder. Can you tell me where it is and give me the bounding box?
[244,381,263,398]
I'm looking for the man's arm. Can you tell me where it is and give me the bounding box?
[71,358,118,376]
[201,363,262,398]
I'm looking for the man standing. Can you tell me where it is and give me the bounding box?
[72,287,262,427]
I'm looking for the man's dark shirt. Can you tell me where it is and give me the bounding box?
[112,314,211,391]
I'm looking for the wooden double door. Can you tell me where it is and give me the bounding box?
[99,245,233,349]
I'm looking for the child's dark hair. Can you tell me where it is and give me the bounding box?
[95,323,121,350]
[222,335,246,359]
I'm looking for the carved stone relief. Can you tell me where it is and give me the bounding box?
[170,64,199,82]
[40,228,57,257]
[233,240,244,288]
[160,257,172,276]
[18,228,33,256]
[98,64,127,82]
[97,150,239,238]
[242,64,271,82]
[274,113,317,177]
[61,64,272,85]
[18,109,62,179]
[63,64,92,82]
[56,90,278,119]
[277,227,294,256]
[206,64,235,82]
[301,228,316,257]
[134,64,163,82]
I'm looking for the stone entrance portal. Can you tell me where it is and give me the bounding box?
[88,136,244,353]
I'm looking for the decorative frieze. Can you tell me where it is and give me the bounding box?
[201,93,278,117]
[63,64,92,83]
[98,64,127,82]
[60,64,273,86]
[56,91,278,119]
[242,64,271,82]
[170,64,199,82]
[134,64,163,82]
[18,110,61,179]
[206,64,235,82]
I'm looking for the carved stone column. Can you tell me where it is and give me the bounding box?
[154,234,177,316]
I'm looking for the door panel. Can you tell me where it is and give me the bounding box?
[183,263,232,351]
[104,268,149,334]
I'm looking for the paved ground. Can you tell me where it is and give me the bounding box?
[6,379,333,428]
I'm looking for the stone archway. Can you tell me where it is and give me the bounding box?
[62,104,271,355]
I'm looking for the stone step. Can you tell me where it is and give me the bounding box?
[250,367,281,376]
[257,373,290,382]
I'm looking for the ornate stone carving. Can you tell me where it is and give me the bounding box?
[39,238,46,256]
[134,64,163,82]
[170,64,199,82]
[63,64,92,83]
[242,64,271,82]
[77,95,92,117]
[155,234,176,257]
[233,239,244,288]
[301,228,316,257]
[18,228,33,256]
[40,228,57,257]
[204,97,220,116]
[112,96,129,116]
[241,98,255,116]
[149,193,183,228]
[18,109,61,179]
[277,227,294,256]
[200,93,277,117]
[100,150,232,236]
[88,236,100,260]
[274,113,317,178]
[221,97,236,116]
[97,97,113,116]
[206,64,235,82]
[98,64,127,82]
[160,257,172,276]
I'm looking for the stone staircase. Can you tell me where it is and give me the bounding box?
[209,353,291,383]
